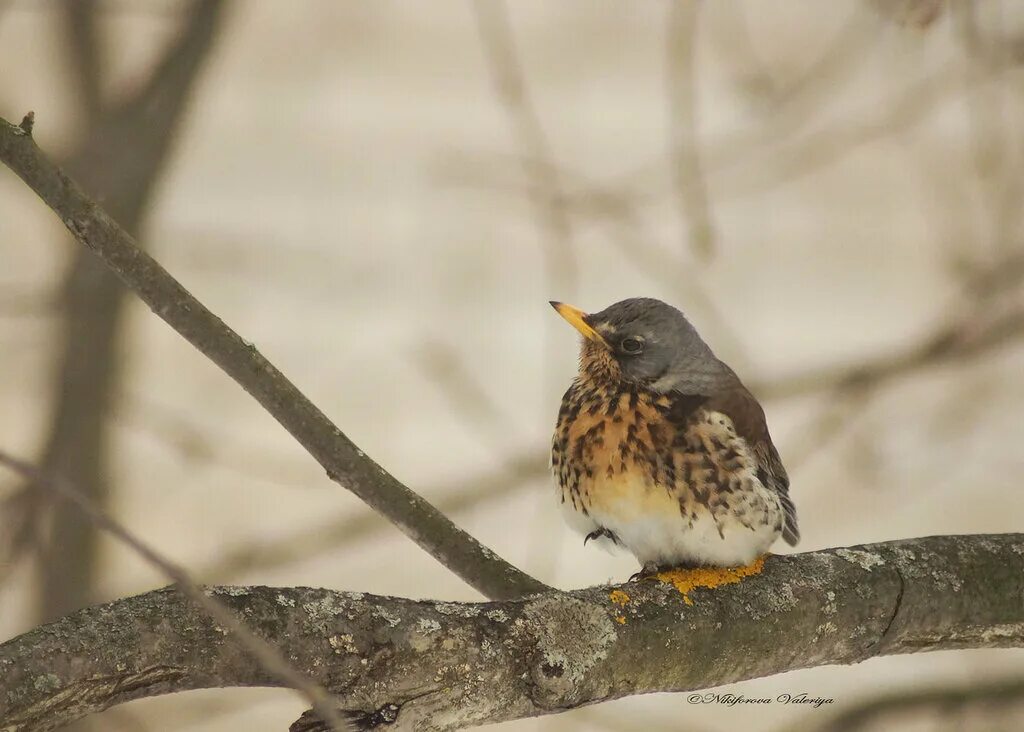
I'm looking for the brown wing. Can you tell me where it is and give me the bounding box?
[705,383,799,545]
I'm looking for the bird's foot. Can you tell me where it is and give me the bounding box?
[628,561,666,582]
[584,527,621,546]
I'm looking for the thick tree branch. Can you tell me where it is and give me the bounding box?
[2,535,1021,731]
[0,449,350,732]
[0,115,548,601]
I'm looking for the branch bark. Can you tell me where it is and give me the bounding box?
[2,535,1021,731]
[0,113,547,601]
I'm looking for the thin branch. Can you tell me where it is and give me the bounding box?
[0,449,350,732]
[2,534,1022,730]
[0,113,548,600]
[114,356,545,583]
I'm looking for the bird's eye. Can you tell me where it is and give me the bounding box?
[620,336,644,355]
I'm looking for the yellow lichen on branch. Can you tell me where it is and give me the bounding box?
[654,555,767,605]
[608,589,630,606]
[608,589,630,624]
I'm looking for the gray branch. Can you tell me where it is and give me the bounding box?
[0,114,548,601]
[2,535,1023,731]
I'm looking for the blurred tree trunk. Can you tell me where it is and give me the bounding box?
[34,0,226,628]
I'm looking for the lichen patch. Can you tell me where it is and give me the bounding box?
[608,590,630,607]
[485,609,509,623]
[208,586,250,597]
[522,595,617,707]
[654,556,765,606]
[328,633,358,654]
[302,595,346,622]
[373,606,402,628]
[417,618,442,633]
[435,602,481,618]
[32,674,60,693]
[835,548,886,570]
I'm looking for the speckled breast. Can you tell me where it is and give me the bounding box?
[551,381,672,514]
[551,379,783,538]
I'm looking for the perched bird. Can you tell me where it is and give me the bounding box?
[550,298,798,575]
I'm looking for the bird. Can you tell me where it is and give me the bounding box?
[549,297,798,577]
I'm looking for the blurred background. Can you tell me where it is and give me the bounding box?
[2,1,1023,730]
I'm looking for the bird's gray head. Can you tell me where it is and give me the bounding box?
[550,297,731,394]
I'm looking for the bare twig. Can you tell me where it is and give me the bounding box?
[0,113,548,600]
[0,449,351,732]
[17,110,33,134]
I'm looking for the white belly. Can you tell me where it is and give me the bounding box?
[591,504,778,567]
[558,472,783,568]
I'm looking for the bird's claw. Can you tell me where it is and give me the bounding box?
[584,527,621,546]
[629,561,662,582]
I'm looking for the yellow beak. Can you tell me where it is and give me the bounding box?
[549,301,607,345]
